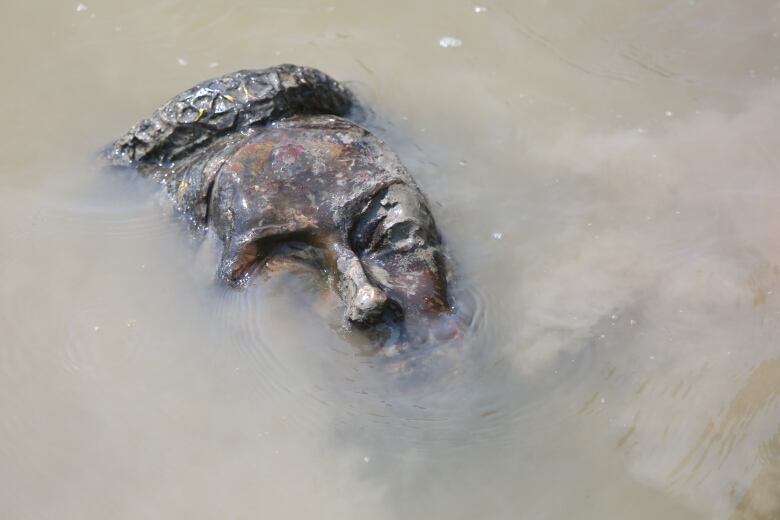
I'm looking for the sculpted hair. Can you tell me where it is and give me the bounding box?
[106,64,355,167]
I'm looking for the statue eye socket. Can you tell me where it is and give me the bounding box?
[349,204,384,253]
[254,232,326,271]
[349,184,438,255]
[356,220,425,256]
[267,240,323,264]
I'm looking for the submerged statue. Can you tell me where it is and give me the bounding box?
[105,64,460,348]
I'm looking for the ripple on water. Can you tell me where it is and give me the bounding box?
[1,177,566,452]
[62,306,140,375]
[13,161,566,448]
[1,178,211,382]
[27,193,177,240]
[365,275,590,448]
[303,278,551,447]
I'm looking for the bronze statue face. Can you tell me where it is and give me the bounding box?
[106,65,462,350]
[210,116,452,340]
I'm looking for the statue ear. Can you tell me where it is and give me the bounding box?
[218,238,260,287]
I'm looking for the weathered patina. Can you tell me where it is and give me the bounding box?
[105,64,457,345]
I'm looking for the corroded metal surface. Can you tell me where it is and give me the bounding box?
[106,64,456,343]
[107,64,354,166]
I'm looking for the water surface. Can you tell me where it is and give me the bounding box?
[2,1,780,518]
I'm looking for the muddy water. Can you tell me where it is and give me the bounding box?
[2,0,780,518]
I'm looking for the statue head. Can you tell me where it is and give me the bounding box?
[105,65,465,350]
[210,115,458,344]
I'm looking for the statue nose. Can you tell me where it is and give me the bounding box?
[333,244,388,324]
[351,284,388,323]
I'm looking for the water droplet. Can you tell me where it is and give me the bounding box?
[177,58,188,66]
[439,36,462,48]
[363,456,371,463]
[208,62,219,68]
[76,3,88,12]
[665,110,673,117]
[491,232,503,240]
[474,5,487,13]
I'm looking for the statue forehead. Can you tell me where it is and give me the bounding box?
[219,116,416,227]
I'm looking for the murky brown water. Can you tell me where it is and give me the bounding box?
[3,0,780,518]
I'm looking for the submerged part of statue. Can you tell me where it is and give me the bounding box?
[105,64,459,346]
